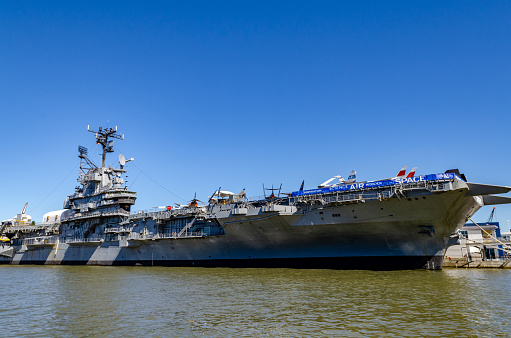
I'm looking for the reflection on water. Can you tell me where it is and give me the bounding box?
[1,266,509,337]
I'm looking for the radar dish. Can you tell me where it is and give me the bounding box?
[119,154,126,166]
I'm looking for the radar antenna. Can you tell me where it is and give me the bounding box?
[78,145,97,170]
[87,125,123,168]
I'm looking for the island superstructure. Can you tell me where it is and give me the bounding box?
[1,125,511,269]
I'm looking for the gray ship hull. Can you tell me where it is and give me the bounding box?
[2,187,482,270]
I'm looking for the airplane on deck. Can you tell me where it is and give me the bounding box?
[318,170,357,188]
[317,166,419,189]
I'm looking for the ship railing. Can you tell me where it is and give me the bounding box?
[22,236,58,246]
[294,189,394,205]
[153,233,177,239]
[128,233,157,240]
[58,231,211,243]
[129,210,152,219]
[3,223,57,233]
[323,193,365,204]
[63,210,130,222]
[127,233,151,240]
[130,208,170,216]
[164,230,207,238]
[429,182,448,192]
[399,180,433,191]
[373,180,434,193]
[292,179,454,203]
[103,191,137,199]
[395,180,456,193]
[161,208,205,218]
[129,207,206,221]
[104,227,130,233]
[126,230,208,240]
[64,237,103,244]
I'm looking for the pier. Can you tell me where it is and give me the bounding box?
[443,257,511,269]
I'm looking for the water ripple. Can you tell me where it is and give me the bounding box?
[1,266,510,337]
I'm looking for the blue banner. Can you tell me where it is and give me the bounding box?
[291,173,457,197]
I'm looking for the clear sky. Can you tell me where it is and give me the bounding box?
[1,1,510,229]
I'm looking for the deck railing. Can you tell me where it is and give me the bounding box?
[292,180,452,205]
[22,237,58,246]
[64,237,102,244]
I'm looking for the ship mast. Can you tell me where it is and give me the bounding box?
[87,125,124,168]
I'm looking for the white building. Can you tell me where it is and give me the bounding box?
[445,222,508,260]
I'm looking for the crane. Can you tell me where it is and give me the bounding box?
[486,207,495,224]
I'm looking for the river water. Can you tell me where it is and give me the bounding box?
[1,266,509,337]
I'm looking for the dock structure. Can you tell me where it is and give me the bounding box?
[443,257,511,268]
[444,220,511,268]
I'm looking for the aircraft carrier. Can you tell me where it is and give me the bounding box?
[1,125,511,269]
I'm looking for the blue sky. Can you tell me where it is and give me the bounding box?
[1,1,510,228]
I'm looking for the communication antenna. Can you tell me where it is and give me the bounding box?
[118,153,134,169]
[119,154,126,168]
[87,125,124,167]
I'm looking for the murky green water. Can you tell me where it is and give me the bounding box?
[0,266,509,337]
